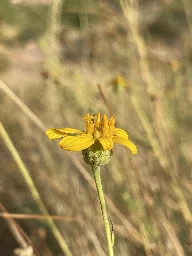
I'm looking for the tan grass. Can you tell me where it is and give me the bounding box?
[0,1,192,255]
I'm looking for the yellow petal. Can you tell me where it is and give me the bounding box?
[59,134,94,151]
[98,137,113,150]
[95,113,101,128]
[46,128,82,140]
[112,137,137,154]
[109,116,115,126]
[112,128,128,139]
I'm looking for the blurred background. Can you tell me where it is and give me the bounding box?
[0,0,192,255]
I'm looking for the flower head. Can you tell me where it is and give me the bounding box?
[46,113,137,154]
[109,76,128,94]
[111,76,127,87]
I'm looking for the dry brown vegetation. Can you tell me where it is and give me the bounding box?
[0,0,192,255]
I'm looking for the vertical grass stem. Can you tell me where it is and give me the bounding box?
[0,122,72,256]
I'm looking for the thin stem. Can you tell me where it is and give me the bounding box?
[92,165,114,256]
[0,122,72,256]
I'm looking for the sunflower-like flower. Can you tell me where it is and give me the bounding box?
[46,113,137,154]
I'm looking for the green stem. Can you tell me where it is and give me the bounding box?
[92,165,114,256]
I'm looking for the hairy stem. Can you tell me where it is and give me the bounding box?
[92,165,114,256]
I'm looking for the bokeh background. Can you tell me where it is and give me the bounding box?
[0,0,192,255]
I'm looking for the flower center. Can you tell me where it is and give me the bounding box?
[93,129,101,139]
[83,113,115,139]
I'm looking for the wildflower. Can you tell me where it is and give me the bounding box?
[46,113,137,255]
[109,75,127,93]
[111,76,126,87]
[46,113,137,154]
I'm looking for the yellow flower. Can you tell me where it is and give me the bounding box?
[111,76,127,87]
[46,113,137,154]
